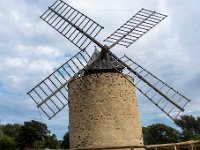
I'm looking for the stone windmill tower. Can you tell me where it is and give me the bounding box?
[27,0,191,149]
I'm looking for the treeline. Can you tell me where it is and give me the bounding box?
[0,120,69,149]
[143,115,200,145]
[0,115,200,149]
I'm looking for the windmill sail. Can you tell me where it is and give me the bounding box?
[27,50,95,119]
[28,0,191,121]
[104,9,167,49]
[41,0,104,51]
[109,52,191,120]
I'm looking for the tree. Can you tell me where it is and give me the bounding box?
[0,129,3,139]
[175,115,200,140]
[61,132,70,149]
[17,120,50,149]
[2,124,21,140]
[0,121,62,149]
[44,134,60,149]
[143,123,180,145]
[0,135,16,150]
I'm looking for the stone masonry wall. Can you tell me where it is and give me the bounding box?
[68,72,143,148]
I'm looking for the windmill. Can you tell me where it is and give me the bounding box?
[27,0,191,149]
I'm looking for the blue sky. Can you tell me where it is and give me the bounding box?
[0,0,200,139]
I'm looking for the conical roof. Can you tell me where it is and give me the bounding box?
[85,50,124,74]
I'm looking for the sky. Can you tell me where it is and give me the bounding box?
[0,0,200,140]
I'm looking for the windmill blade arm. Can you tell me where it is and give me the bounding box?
[41,0,104,51]
[109,52,191,120]
[37,78,71,108]
[105,9,167,49]
[27,50,93,119]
